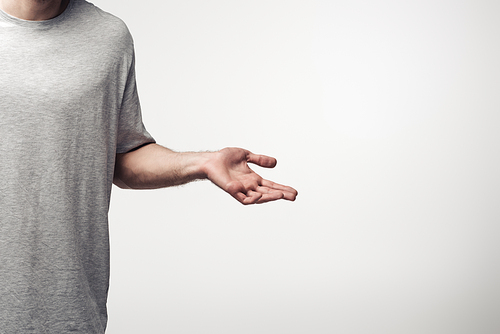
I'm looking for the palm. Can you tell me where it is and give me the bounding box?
[204,148,297,205]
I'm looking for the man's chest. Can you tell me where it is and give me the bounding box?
[0,29,129,131]
[1,37,122,105]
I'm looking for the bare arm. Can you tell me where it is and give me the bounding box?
[113,143,297,205]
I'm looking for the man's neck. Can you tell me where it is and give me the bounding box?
[0,0,69,21]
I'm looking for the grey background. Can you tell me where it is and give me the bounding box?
[91,0,500,333]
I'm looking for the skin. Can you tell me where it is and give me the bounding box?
[114,144,298,205]
[0,0,70,20]
[2,0,298,205]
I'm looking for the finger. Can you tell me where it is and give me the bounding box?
[261,179,298,200]
[255,192,287,204]
[241,190,263,205]
[233,191,248,204]
[255,189,285,204]
[247,153,277,168]
[233,191,261,205]
[227,180,265,205]
[256,185,297,202]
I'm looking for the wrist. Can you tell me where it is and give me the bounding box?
[196,150,219,180]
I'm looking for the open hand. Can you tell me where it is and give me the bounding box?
[202,147,298,205]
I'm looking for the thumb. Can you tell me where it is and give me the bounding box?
[247,153,277,168]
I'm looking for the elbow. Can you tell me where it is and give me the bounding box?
[113,176,133,189]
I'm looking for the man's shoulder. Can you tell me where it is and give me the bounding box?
[70,0,134,49]
[72,0,132,39]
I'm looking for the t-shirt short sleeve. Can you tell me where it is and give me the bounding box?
[116,53,155,153]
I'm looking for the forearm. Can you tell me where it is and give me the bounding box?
[113,143,211,189]
[114,145,297,204]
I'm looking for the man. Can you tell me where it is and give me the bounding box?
[0,0,297,332]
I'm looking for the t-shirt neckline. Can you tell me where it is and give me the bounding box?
[0,0,74,28]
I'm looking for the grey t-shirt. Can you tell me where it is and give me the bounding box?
[0,1,155,332]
